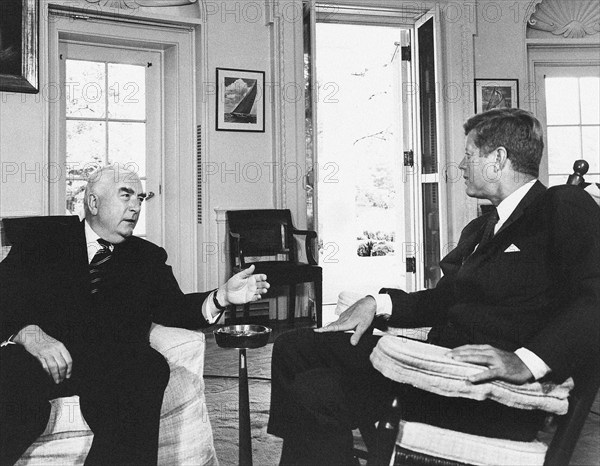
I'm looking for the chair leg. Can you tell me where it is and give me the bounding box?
[369,397,401,466]
[287,284,296,324]
[314,279,323,328]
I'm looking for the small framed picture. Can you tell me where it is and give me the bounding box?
[216,67,265,132]
[474,79,518,113]
[0,0,39,94]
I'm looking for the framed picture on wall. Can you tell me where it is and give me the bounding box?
[474,79,518,113]
[216,67,265,132]
[0,0,39,94]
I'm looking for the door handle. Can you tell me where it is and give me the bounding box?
[145,191,155,201]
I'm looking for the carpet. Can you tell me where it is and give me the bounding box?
[204,340,282,466]
[203,335,367,466]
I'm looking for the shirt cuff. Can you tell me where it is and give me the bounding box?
[202,292,223,324]
[515,347,551,380]
[0,334,17,348]
[367,293,392,316]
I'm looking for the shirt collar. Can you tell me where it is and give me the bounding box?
[495,180,537,233]
[85,220,113,263]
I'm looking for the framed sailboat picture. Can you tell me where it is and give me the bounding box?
[216,67,265,132]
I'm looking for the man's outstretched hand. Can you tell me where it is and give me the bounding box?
[223,264,270,305]
[447,345,534,384]
[13,325,72,384]
[314,296,376,346]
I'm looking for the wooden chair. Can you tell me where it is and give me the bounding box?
[361,160,599,466]
[226,209,323,326]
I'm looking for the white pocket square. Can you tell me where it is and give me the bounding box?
[504,244,520,253]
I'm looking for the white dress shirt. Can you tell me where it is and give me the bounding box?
[369,180,550,380]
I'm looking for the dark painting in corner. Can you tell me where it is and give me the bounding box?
[0,0,38,94]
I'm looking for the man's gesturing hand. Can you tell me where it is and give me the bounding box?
[13,325,72,384]
[314,296,376,346]
[447,345,534,384]
[224,264,270,305]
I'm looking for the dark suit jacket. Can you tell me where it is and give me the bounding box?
[381,182,600,382]
[0,216,212,352]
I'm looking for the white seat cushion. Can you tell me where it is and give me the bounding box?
[397,421,548,466]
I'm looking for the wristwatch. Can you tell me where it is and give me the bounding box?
[212,289,230,311]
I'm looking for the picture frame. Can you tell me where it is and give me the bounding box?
[216,67,265,133]
[0,0,39,94]
[474,79,518,113]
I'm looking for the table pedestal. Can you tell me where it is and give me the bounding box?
[239,348,252,466]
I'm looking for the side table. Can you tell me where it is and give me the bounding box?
[214,324,272,466]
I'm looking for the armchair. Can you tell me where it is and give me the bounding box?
[360,160,600,466]
[226,209,322,326]
[0,220,218,466]
[13,324,218,466]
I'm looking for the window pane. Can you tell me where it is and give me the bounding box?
[135,180,147,237]
[548,174,566,187]
[580,77,600,125]
[108,122,146,176]
[582,126,600,173]
[66,179,87,218]
[547,126,582,174]
[108,64,146,120]
[545,77,580,125]
[66,120,106,172]
[66,60,106,118]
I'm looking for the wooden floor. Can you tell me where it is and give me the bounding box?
[203,316,600,466]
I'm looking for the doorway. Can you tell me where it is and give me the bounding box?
[314,22,410,303]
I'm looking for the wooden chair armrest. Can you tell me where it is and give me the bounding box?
[292,229,318,265]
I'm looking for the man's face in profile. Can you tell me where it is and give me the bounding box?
[459,131,498,201]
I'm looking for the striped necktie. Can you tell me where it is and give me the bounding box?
[90,239,113,295]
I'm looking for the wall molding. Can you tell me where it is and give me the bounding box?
[84,0,196,9]
[527,0,600,39]
[267,0,287,209]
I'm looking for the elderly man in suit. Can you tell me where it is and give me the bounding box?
[267,108,600,465]
[0,166,270,466]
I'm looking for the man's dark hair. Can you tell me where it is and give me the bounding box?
[463,108,544,178]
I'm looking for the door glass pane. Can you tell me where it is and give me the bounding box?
[65,60,106,118]
[108,122,146,176]
[545,77,580,125]
[135,180,147,237]
[66,120,106,170]
[108,63,146,120]
[422,183,440,289]
[66,179,87,217]
[316,22,406,303]
[418,18,438,175]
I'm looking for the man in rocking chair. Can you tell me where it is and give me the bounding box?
[267,108,600,466]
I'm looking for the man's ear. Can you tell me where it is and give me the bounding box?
[87,193,99,215]
[495,146,508,169]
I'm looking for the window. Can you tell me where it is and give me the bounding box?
[544,73,599,186]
